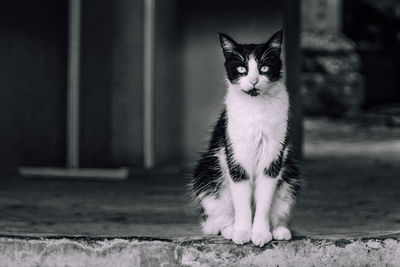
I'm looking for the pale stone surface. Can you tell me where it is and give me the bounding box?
[1,235,400,266]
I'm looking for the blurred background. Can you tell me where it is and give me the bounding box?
[0,0,399,237]
[0,0,297,171]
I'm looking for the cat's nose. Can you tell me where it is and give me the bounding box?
[250,78,258,85]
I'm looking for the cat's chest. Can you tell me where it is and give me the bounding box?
[228,106,284,147]
[225,94,288,171]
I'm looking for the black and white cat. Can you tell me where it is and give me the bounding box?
[189,30,300,247]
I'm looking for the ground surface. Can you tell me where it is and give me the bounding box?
[2,235,400,266]
[0,118,399,239]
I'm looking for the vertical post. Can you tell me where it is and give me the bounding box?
[67,0,81,168]
[143,0,155,168]
[284,0,303,159]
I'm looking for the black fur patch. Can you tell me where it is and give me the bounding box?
[280,155,301,196]
[264,134,289,178]
[191,110,227,198]
[264,152,283,178]
[277,151,301,197]
[198,206,208,221]
[208,109,227,150]
[219,31,283,84]
[225,142,249,182]
[192,150,223,197]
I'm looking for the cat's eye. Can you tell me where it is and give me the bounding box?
[236,66,247,74]
[260,66,269,73]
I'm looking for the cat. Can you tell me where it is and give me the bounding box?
[189,30,300,247]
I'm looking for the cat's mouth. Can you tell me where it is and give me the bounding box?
[243,88,260,97]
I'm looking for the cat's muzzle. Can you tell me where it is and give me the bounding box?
[244,88,260,97]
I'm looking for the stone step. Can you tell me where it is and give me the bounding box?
[1,233,399,266]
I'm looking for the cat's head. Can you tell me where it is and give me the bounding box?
[219,30,283,97]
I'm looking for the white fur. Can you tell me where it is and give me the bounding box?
[201,191,233,235]
[237,56,273,93]
[229,178,252,244]
[200,53,292,247]
[200,149,234,235]
[272,226,292,240]
[201,194,232,235]
[224,56,290,246]
[270,177,295,228]
[225,80,289,178]
[251,174,278,246]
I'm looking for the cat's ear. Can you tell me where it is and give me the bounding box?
[266,30,283,49]
[219,33,239,57]
[263,30,283,57]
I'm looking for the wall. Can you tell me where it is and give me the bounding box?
[154,0,183,166]
[80,0,184,168]
[80,0,114,167]
[0,0,68,172]
[110,0,144,167]
[0,0,145,171]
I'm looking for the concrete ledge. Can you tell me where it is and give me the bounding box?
[1,233,400,266]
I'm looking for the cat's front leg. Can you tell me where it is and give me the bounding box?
[225,144,253,244]
[251,173,278,247]
[229,179,252,244]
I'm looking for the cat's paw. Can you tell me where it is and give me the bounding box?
[202,221,220,235]
[251,231,273,247]
[232,229,251,245]
[221,225,234,240]
[272,226,292,240]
